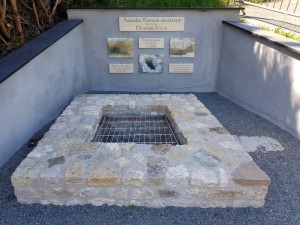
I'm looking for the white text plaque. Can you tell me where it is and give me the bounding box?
[109,64,134,74]
[119,17,184,32]
[139,38,164,48]
[169,64,194,73]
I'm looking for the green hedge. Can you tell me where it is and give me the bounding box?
[67,0,227,8]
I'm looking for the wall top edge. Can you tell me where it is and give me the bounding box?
[66,7,244,11]
[223,21,300,55]
[0,20,83,84]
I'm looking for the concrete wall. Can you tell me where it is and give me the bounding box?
[0,21,88,166]
[67,9,239,92]
[217,22,300,139]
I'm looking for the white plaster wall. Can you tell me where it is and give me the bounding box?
[217,24,300,139]
[0,24,88,166]
[67,9,239,92]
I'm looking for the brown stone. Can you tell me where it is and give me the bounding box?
[158,189,180,198]
[151,144,171,155]
[232,162,271,186]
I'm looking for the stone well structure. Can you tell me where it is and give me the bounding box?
[12,94,270,207]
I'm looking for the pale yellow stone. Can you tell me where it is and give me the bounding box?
[88,168,120,186]
[65,162,86,184]
[11,176,34,186]
[206,190,243,199]
[232,162,271,186]
[169,151,187,161]
[123,169,145,186]
[52,188,73,197]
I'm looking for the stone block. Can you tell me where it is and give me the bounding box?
[12,94,271,208]
[190,167,218,187]
[88,168,120,186]
[65,162,86,184]
[166,165,189,187]
[232,162,271,186]
[123,169,145,186]
[132,188,154,200]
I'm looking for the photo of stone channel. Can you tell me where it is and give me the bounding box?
[170,38,195,58]
[139,54,164,73]
[107,38,133,58]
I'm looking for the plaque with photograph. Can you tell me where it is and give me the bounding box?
[107,38,133,58]
[170,38,195,58]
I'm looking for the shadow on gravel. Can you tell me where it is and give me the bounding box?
[0,92,299,225]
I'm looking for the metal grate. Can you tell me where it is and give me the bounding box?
[93,115,181,145]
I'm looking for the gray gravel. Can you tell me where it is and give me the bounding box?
[1,92,300,225]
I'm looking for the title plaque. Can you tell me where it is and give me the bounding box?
[119,17,184,32]
[169,64,194,73]
[109,64,134,74]
[139,38,164,48]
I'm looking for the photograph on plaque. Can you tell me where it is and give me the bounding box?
[139,54,164,73]
[169,38,195,58]
[107,38,133,58]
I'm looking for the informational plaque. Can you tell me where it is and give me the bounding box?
[119,17,184,32]
[169,64,194,73]
[139,38,164,48]
[109,64,134,74]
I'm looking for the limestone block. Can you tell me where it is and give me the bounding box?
[79,187,100,197]
[132,188,154,200]
[123,169,145,186]
[106,187,129,199]
[88,168,120,186]
[232,162,271,186]
[27,145,54,158]
[166,165,189,187]
[219,168,230,188]
[207,190,243,199]
[147,156,168,185]
[66,162,87,184]
[190,167,218,187]
[52,188,73,197]
[151,144,171,155]
[114,157,131,168]
[193,150,220,167]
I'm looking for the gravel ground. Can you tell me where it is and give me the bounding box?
[0,92,300,225]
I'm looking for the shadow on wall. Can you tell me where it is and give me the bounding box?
[253,37,300,138]
[217,25,300,139]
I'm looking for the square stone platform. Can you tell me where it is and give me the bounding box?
[12,94,270,208]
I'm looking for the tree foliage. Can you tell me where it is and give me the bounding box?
[0,0,68,57]
[0,0,227,57]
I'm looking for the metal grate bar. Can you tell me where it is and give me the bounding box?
[93,115,181,145]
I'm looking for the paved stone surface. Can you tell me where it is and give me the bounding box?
[11,94,270,208]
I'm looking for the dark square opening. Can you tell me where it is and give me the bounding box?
[93,115,182,145]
